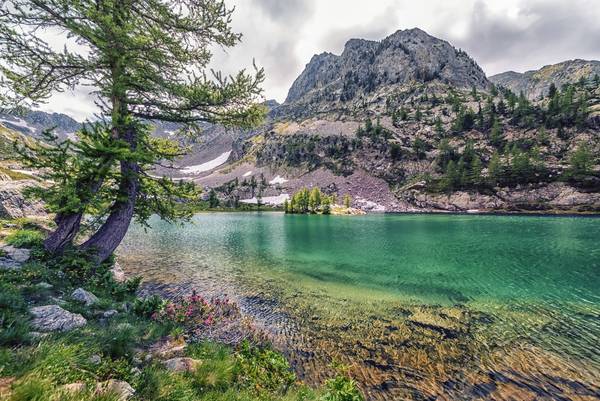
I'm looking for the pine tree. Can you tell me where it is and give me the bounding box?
[208,189,220,208]
[343,194,351,209]
[1,1,265,262]
[434,116,444,137]
[548,83,557,99]
[567,142,594,179]
[487,152,502,186]
[309,187,322,213]
[322,196,331,215]
[490,119,504,148]
[283,199,289,214]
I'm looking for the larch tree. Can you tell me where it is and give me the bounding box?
[0,0,265,262]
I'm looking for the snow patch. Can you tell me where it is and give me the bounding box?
[65,132,78,141]
[179,151,231,175]
[240,193,290,206]
[242,171,253,177]
[269,175,288,185]
[0,117,34,132]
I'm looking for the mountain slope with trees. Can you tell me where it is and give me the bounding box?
[199,30,600,214]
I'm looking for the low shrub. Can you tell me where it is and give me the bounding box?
[235,341,296,395]
[5,229,44,248]
[133,295,164,318]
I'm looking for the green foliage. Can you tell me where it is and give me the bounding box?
[2,0,266,262]
[490,119,504,148]
[133,295,165,319]
[322,196,332,215]
[486,145,548,187]
[208,189,220,209]
[452,107,475,133]
[566,142,595,180]
[309,188,322,213]
[5,229,44,248]
[356,117,390,140]
[319,375,364,401]
[235,341,296,395]
[343,195,351,209]
[289,188,310,214]
[390,143,403,160]
[412,138,429,160]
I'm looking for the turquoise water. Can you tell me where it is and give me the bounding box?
[118,213,600,400]
[120,213,600,305]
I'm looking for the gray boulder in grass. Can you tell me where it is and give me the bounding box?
[71,288,99,306]
[30,305,87,332]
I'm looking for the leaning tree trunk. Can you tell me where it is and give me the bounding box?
[44,212,85,254]
[80,159,139,263]
[44,174,108,254]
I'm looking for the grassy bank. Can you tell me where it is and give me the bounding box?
[0,220,363,401]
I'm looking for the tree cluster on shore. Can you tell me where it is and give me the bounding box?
[284,188,352,214]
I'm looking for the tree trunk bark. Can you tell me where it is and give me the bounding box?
[44,212,84,254]
[43,175,108,255]
[80,159,139,263]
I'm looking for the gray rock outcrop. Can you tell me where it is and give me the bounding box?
[0,180,47,219]
[71,288,99,306]
[285,28,489,108]
[163,357,201,373]
[29,305,87,332]
[490,59,600,99]
[95,380,135,400]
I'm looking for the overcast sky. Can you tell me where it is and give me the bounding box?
[38,0,600,121]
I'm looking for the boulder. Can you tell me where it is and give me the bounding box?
[0,256,21,270]
[0,245,30,263]
[0,180,47,219]
[61,382,86,394]
[111,261,126,283]
[71,288,99,306]
[103,309,118,318]
[95,380,135,400]
[30,305,86,332]
[163,357,201,373]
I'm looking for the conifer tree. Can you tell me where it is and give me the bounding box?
[1,1,265,262]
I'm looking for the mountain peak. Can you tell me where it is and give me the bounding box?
[490,59,600,99]
[284,28,489,107]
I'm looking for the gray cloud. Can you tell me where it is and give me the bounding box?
[251,0,314,24]
[317,5,400,55]
[35,0,600,119]
[449,0,600,76]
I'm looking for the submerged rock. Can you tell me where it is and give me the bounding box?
[29,305,87,332]
[71,288,99,306]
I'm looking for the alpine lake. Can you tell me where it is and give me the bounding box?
[118,212,600,401]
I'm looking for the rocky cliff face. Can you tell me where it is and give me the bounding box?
[280,28,489,117]
[490,59,600,100]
